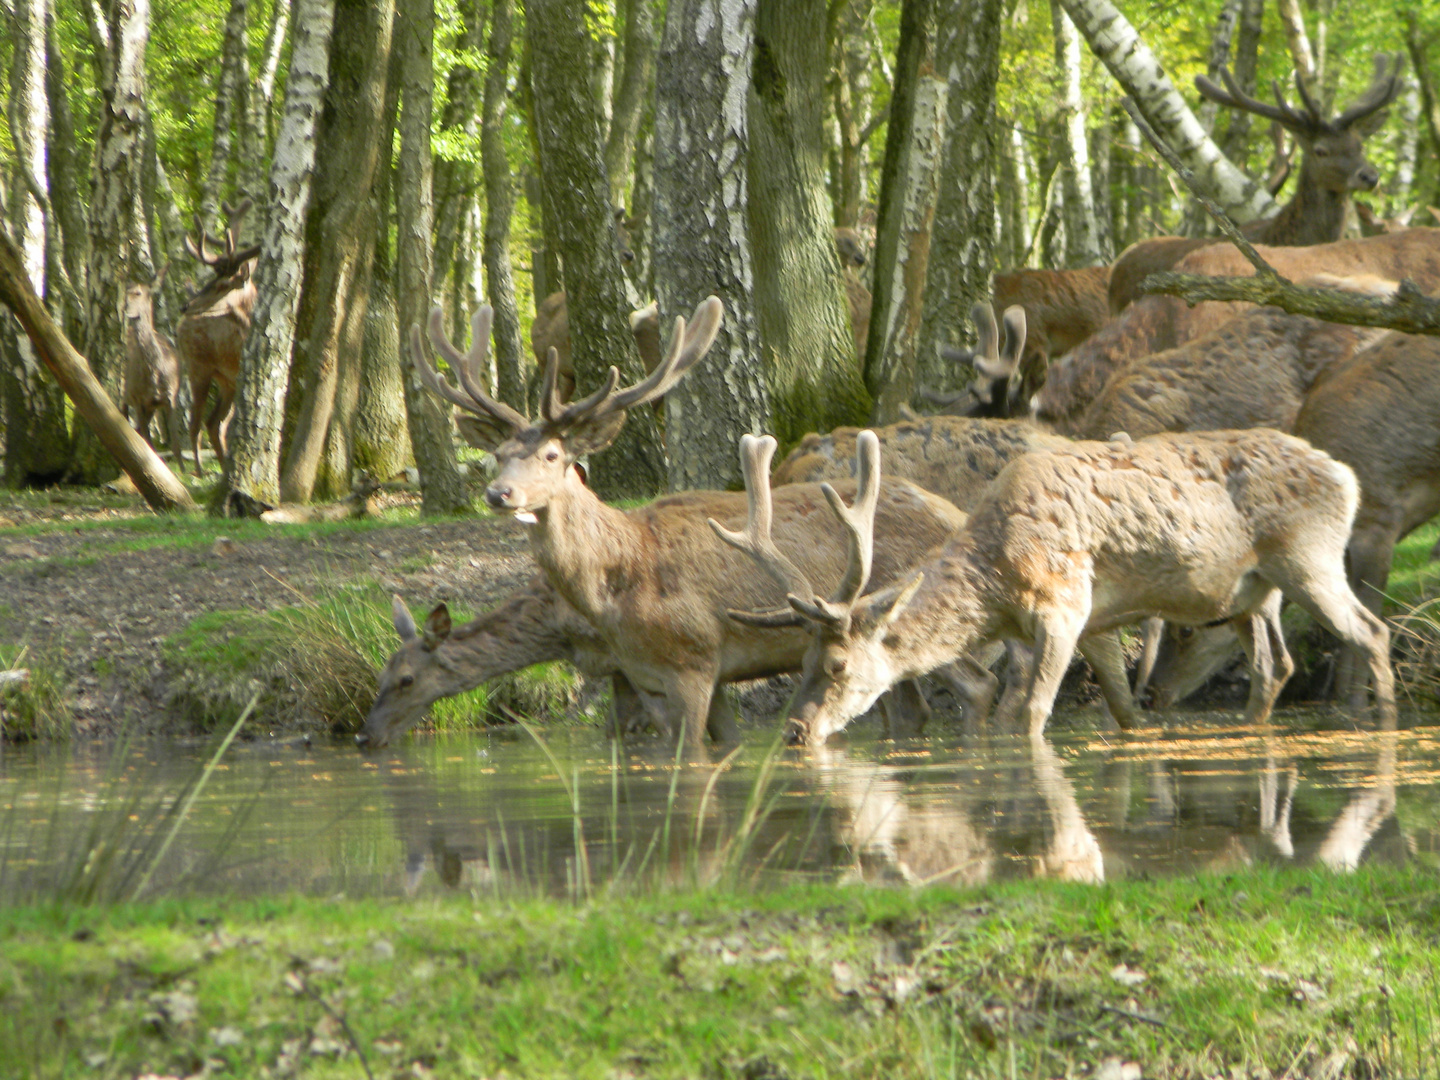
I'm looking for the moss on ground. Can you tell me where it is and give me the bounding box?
[1,867,1438,1078]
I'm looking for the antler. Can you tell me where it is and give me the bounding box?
[1196,65,1316,132]
[1334,53,1403,130]
[543,295,724,428]
[822,429,882,609]
[710,434,819,628]
[411,305,529,437]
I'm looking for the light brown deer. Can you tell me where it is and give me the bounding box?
[1033,228,1440,431]
[176,199,260,473]
[1106,54,1403,315]
[1147,293,1440,711]
[412,300,993,753]
[731,428,1395,745]
[122,265,181,453]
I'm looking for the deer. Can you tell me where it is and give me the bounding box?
[1030,227,1440,431]
[1146,287,1440,712]
[529,294,663,404]
[176,199,260,474]
[1106,53,1403,315]
[727,426,1396,746]
[412,299,1000,754]
[122,265,181,454]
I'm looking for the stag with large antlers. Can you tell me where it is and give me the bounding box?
[176,199,261,473]
[733,428,1395,746]
[411,300,996,752]
[1108,54,1403,315]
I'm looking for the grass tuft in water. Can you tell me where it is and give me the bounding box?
[0,643,73,742]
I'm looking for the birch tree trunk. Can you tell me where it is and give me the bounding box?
[1051,0,1106,265]
[46,13,90,334]
[239,0,291,200]
[1274,0,1317,99]
[1056,0,1278,224]
[830,0,876,228]
[199,0,251,232]
[864,0,947,423]
[482,0,526,410]
[74,0,154,483]
[748,0,870,443]
[395,0,470,514]
[1219,0,1263,165]
[3,0,71,485]
[604,0,656,210]
[1393,77,1420,209]
[218,0,334,517]
[916,0,1003,393]
[654,0,770,491]
[280,0,397,504]
[527,0,668,499]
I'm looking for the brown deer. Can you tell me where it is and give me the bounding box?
[1147,286,1440,711]
[176,199,260,474]
[731,428,1395,745]
[122,265,181,453]
[1032,228,1440,430]
[529,294,662,403]
[1106,54,1403,315]
[412,301,993,753]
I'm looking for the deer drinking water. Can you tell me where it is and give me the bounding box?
[730,427,1395,746]
[412,300,996,753]
[176,199,260,474]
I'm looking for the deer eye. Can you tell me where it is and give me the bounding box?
[399,674,415,689]
[826,656,848,678]
[1312,145,1329,157]
[1178,627,1195,641]
[545,449,560,462]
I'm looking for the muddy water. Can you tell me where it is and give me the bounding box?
[0,713,1433,900]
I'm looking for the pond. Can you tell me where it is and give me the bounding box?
[0,712,1432,903]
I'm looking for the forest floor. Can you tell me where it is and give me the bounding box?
[2,477,1439,743]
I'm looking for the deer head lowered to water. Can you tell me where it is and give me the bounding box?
[411,300,994,753]
[731,428,1396,746]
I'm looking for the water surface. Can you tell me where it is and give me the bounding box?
[1,711,1432,901]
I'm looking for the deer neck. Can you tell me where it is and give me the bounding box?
[444,591,578,689]
[1262,160,1349,245]
[886,551,1001,681]
[523,477,645,624]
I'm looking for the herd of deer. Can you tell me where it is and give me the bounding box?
[122,199,259,475]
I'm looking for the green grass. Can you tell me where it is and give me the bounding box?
[1,867,1438,1078]
[0,644,72,742]
[161,579,591,735]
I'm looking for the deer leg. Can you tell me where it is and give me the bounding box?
[1077,631,1140,730]
[991,640,1033,729]
[609,673,647,740]
[1233,592,1286,726]
[1020,609,1088,739]
[1132,617,1165,700]
[932,651,1001,726]
[879,680,929,739]
[656,669,715,761]
[1337,521,1397,709]
[1277,563,1396,724]
[705,686,740,744]
[188,374,212,474]
[208,383,236,465]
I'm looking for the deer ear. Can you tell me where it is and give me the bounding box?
[562,411,628,459]
[1349,108,1391,139]
[455,412,511,452]
[392,595,418,642]
[861,574,923,632]
[423,603,452,649]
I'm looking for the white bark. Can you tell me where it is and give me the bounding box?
[1056,0,1278,224]
[1394,77,1420,207]
[1275,0,1317,97]
[1051,0,1106,266]
[11,0,48,293]
[653,0,771,491]
[221,0,334,513]
[200,0,251,230]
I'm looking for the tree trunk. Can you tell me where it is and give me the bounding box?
[604,0,656,210]
[352,263,412,479]
[1274,0,1317,100]
[1219,0,1263,165]
[1403,11,1440,208]
[1056,0,1278,224]
[199,0,251,233]
[916,0,1003,393]
[239,0,291,201]
[748,0,870,443]
[830,0,876,229]
[280,0,396,504]
[527,0,668,499]
[3,0,71,485]
[217,0,335,517]
[46,12,90,335]
[1197,0,1241,134]
[0,232,192,510]
[653,0,771,491]
[864,0,947,423]
[431,0,483,300]
[482,0,526,410]
[396,0,470,514]
[1050,0,1106,266]
[1393,77,1420,210]
[74,0,154,484]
